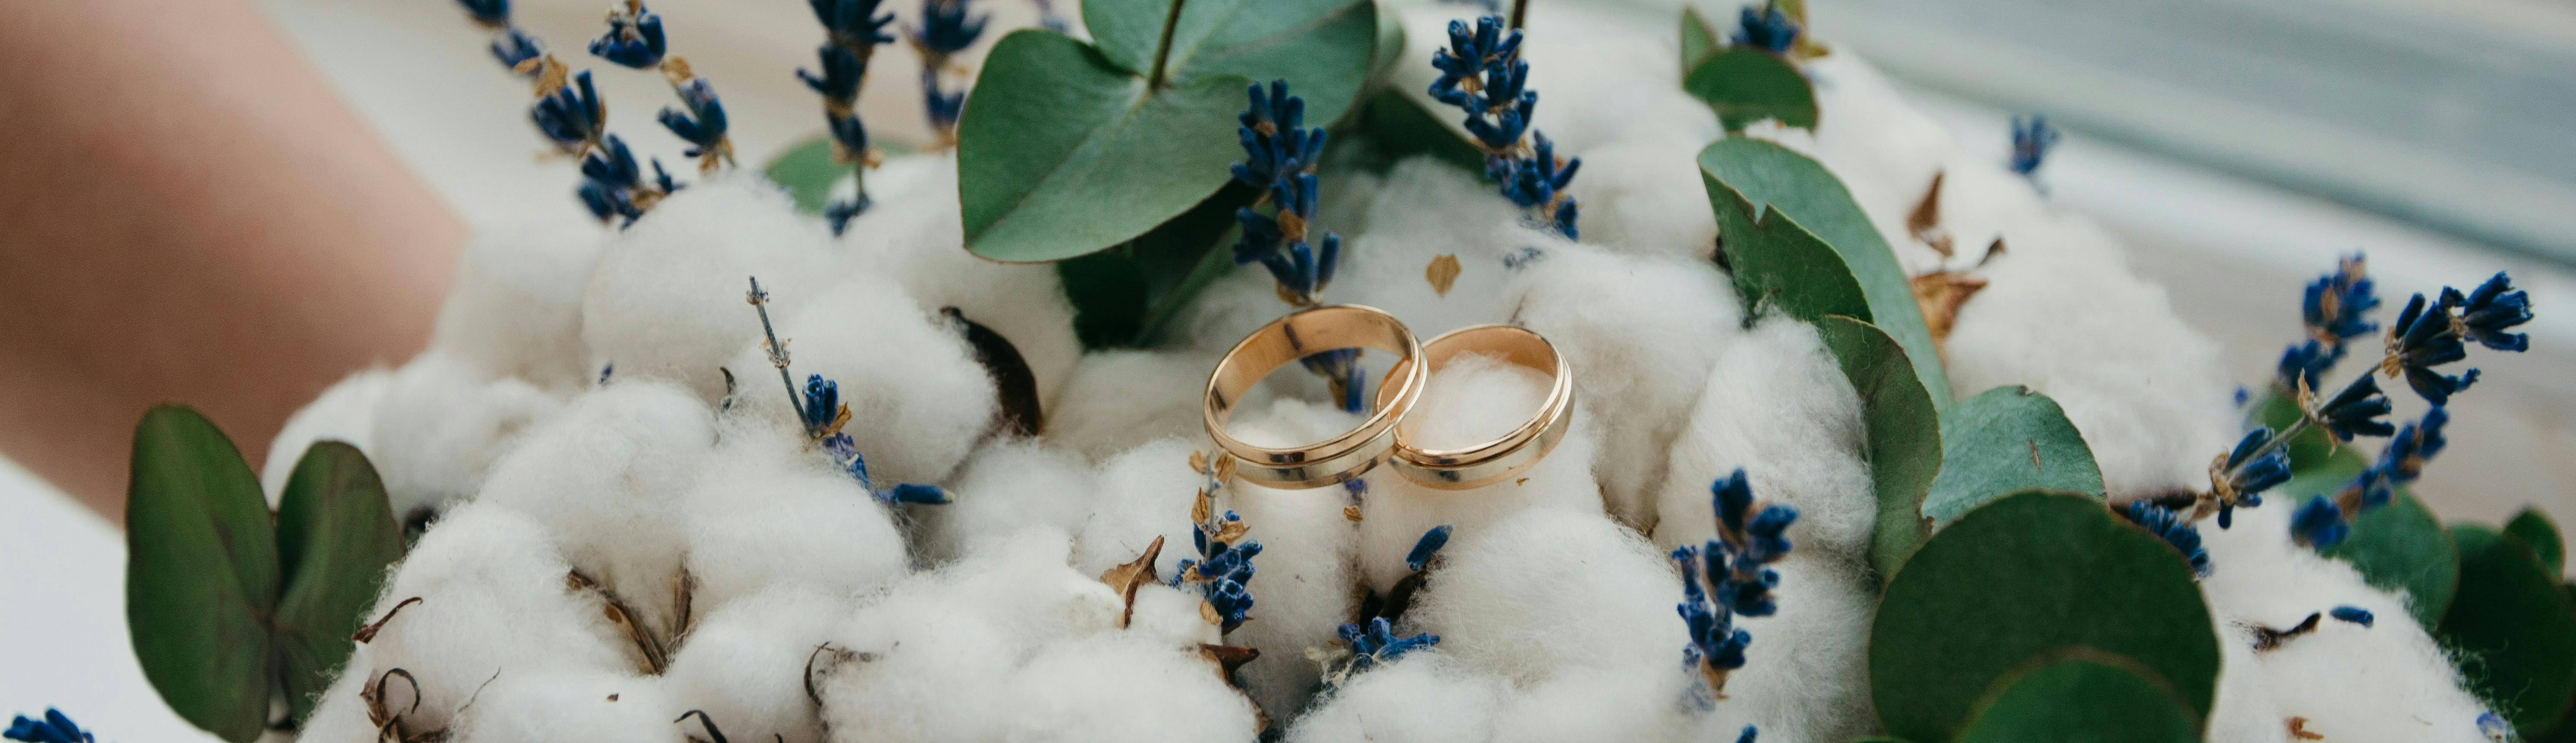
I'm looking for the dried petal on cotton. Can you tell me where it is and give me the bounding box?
[363,504,633,733]
[582,172,837,401]
[262,368,393,505]
[1046,350,1222,461]
[1358,354,1605,593]
[447,670,684,743]
[474,381,715,634]
[369,352,566,525]
[433,212,608,389]
[725,272,999,488]
[1285,650,1507,743]
[1656,317,1876,560]
[679,423,908,609]
[1405,506,1684,686]
[1506,244,1741,527]
[923,437,1100,562]
[664,585,852,743]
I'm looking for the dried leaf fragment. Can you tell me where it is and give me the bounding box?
[2286,717,2324,740]
[1099,536,1165,628]
[1907,171,1953,258]
[1426,254,1462,297]
[1910,270,1988,343]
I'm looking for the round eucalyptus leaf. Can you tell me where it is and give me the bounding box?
[2508,508,2565,577]
[1814,315,1942,580]
[2440,524,2576,734]
[2294,447,2459,626]
[1684,47,1819,133]
[272,441,405,724]
[1872,491,2220,743]
[126,404,279,743]
[762,135,841,215]
[1959,650,2199,743]
[1698,137,1949,407]
[1679,6,1720,72]
[1922,385,2103,527]
[1082,0,1374,122]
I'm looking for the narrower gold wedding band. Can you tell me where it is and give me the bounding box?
[1375,324,1574,490]
[1204,305,1427,488]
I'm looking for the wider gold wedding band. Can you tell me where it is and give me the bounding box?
[1203,305,1428,488]
[1374,324,1574,490]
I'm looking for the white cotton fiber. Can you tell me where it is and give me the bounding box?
[363,503,634,732]
[818,594,1023,743]
[837,153,1083,408]
[1284,651,1507,743]
[1405,506,1685,685]
[1797,52,1969,273]
[1690,553,1881,743]
[1072,438,1208,578]
[263,368,393,505]
[1941,212,2237,498]
[1491,666,1691,743]
[368,352,565,523]
[1046,350,1221,461]
[432,212,607,389]
[474,381,715,634]
[1125,582,1223,648]
[1360,354,1606,592]
[582,172,838,401]
[677,423,908,609]
[1505,244,1742,528]
[922,438,1100,562]
[2197,502,2497,743]
[664,585,852,743]
[1001,635,1262,743]
[447,670,683,743]
[724,272,999,488]
[2207,625,2292,743]
[1219,399,1365,720]
[1656,316,1876,560]
[933,524,1126,649]
[295,644,378,743]
[1564,132,1723,262]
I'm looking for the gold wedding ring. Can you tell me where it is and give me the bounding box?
[1375,325,1574,490]
[1203,305,1427,488]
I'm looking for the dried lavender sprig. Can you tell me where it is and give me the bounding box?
[1428,15,1580,238]
[586,2,736,173]
[802,0,898,234]
[1675,469,1797,698]
[908,0,987,142]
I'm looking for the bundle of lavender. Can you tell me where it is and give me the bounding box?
[83,1,2563,743]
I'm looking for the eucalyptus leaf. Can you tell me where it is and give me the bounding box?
[1366,0,1406,87]
[1058,181,1254,347]
[764,135,842,215]
[1700,137,1950,407]
[272,441,404,724]
[1872,491,2221,743]
[2509,508,2566,576]
[1922,386,2102,527]
[2291,447,2460,626]
[2441,524,2576,734]
[1958,650,2200,743]
[1684,47,1818,133]
[126,405,279,743]
[961,0,1376,263]
[1815,316,1943,580]
[1679,6,1720,72]
[1353,87,1486,174]
[2249,390,2337,471]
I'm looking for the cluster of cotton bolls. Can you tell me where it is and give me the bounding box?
[255,2,2494,741]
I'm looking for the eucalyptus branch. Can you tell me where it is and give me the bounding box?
[1146,0,1190,89]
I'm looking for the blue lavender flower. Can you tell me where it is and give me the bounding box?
[804,0,895,234]
[799,45,869,104]
[457,0,511,28]
[1735,726,1759,743]
[811,0,898,49]
[1490,132,1581,239]
[910,0,987,58]
[1675,469,1797,695]
[2385,291,2479,405]
[2329,606,2374,627]
[2275,340,2337,398]
[920,69,967,133]
[1732,1,1799,54]
[1427,16,1579,238]
[2212,428,2291,529]
[2305,255,2381,348]
[2458,272,2534,352]
[1675,546,1752,684]
[588,2,668,69]
[576,134,681,226]
[2289,496,2348,549]
[1406,525,1453,573]
[1027,0,1067,31]
[2121,501,2210,577]
[2479,712,2510,741]
[2009,115,2060,180]
[800,374,844,437]
[1174,508,1263,633]
[658,78,731,169]
[2313,373,2394,442]
[822,432,952,505]
[1337,617,1439,674]
[532,70,608,155]
[493,27,546,71]
[2292,406,2452,549]
[4,710,91,743]
[1229,80,1344,308]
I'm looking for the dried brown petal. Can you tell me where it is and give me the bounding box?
[2287,717,2324,740]
[1099,536,1166,628]
[1426,254,1463,297]
[353,596,424,643]
[1909,270,1988,343]
[1907,172,1954,258]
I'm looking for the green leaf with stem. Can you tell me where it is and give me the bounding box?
[126,405,280,743]
[1815,315,1943,580]
[1684,47,1818,132]
[1922,386,2103,526]
[272,441,405,723]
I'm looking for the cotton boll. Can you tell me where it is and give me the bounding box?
[1941,214,2236,498]
[582,173,837,401]
[923,438,1100,562]
[1046,350,1222,461]
[1491,666,1691,743]
[1693,553,1881,743]
[1125,583,1222,648]
[838,153,1082,408]
[448,671,683,743]
[679,424,908,609]
[1073,438,1207,578]
[820,593,1023,743]
[1405,506,1686,685]
[1216,400,1364,720]
[476,381,715,634]
[1563,133,1722,261]
[2207,628,2292,743]
[725,272,999,488]
[937,524,1127,648]
[364,504,634,733]
[1656,317,1876,560]
[1284,651,1506,743]
[664,586,851,743]
[1800,52,1969,272]
[1001,634,1260,743]
[433,212,607,389]
[1359,354,1605,593]
[295,644,379,743]
[369,352,567,524]
[263,368,393,505]
[1505,244,1742,527]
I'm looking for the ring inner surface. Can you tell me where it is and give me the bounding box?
[1206,306,1421,466]
[1379,325,1568,463]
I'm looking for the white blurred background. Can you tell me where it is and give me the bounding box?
[7,0,2574,734]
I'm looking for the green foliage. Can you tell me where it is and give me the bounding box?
[1684,47,1818,133]
[1698,137,1950,408]
[1679,7,1720,72]
[2509,508,2565,576]
[126,406,404,741]
[1872,491,2220,743]
[1957,651,2200,743]
[2288,447,2459,626]
[1056,182,1253,347]
[1814,316,1943,581]
[958,0,1377,264]
[761,135,918,216]
[2440,524,2576,734]
[2249,390,2337,471]
[1922,386,2103,526]
[1351,88,1485,174]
